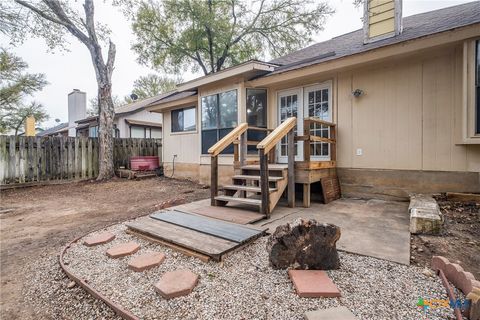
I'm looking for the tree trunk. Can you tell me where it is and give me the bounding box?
[96,85,115,180]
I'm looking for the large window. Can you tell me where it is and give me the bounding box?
[201,90,238,154]
[172,107,196,133]
[476,40,479,134]
[246,88,267,152]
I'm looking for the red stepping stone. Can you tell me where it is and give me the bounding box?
[83,232,115,247]
[288,270,341,298]
[106,242,140,258]
[154,269,199,299]
[128,252,166,272]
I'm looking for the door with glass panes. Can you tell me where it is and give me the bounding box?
[277,89,303,163]
[303,83,332,161]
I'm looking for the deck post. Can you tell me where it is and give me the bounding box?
[240,132,247,168]
[259,150,270,217]
[303,119,311,163]
[287,129,295,208]
[303,183,311,208]
[211,155,218,206]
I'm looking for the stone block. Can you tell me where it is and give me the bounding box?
[288,270,341,298]
[305,306,357,320]
[106,242,140,258]
[83,232,115,247]
[409,194,442,234]
[128,252,166,272]
[155,269,199,299]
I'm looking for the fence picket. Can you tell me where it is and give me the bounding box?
[0,136,161,186]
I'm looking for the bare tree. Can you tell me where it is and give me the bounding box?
[10,0,116,180]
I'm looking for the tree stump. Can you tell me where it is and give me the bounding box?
[266,219,341,270]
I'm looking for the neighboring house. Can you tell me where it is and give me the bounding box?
[76,94,164,139]
[36,122,69,137]
[146,1,480,200]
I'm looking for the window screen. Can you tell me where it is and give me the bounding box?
[201,90,237,154]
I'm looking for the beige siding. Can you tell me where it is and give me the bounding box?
[162,107,200,166]
[334,46,479,172]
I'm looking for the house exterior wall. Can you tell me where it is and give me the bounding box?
[115,109,163,138]
[158,40,480,196]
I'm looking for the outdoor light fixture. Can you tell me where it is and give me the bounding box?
[352,89,364,97]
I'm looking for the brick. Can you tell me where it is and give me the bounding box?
[431,256,449,272]
[305,307,357,320]
[457,271,476,295]
[154,269,199,299]
[445,263,464,288]
[83,232,115,247]
[106,242,140,258]
[128,252,165,272]
[288,270,341,298]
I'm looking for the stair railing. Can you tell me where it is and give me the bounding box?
[208,123,248,205]
[256,117,297,217]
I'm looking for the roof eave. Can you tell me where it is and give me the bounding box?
[176,60,276,91]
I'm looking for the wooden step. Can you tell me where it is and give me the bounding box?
[214,195,262,207]
[241,164,288,171]
[222,185,277,193]
[232,175,284,182]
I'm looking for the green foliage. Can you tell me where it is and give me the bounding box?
[0,101,49,135]
[0,48,48,109]
[129,0,333,75]
[88,95,123,116]
[128,74,178,100]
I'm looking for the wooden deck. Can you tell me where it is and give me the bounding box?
[127,209,266,261]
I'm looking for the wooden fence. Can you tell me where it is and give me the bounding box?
[0,136,162,185]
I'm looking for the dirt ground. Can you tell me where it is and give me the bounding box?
[411,194,480,279]
[0,177,209,319]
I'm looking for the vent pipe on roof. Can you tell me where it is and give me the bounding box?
[363,0,402,44]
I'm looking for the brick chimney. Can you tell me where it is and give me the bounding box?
[363,0,403,44]
[68,89,86,137]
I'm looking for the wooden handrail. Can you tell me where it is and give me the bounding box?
[257,117,296,153]
[208,123,248,156]
[248,126,274,132]
[304,117,336,127]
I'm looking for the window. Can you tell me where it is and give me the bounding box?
[246,89,267,152]
[130,126,144,138]
[130,126,162,138]
[476,40,480,134]
[89,126,98,138]
[172,107,196,133]
[201,90,238,154]
[151,128,162,138]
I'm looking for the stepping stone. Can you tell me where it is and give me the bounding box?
[128,252,166,272]
[154,269,199,299]
[288,270,341,298]
[83,232,115,247]
[305,306,357,320]
[106,242,140,258]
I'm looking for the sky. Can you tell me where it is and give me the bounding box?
[0,0,473,129]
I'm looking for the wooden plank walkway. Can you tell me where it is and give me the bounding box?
[187,205,265,225]
[150,210,261,243]
[127,211,267,261]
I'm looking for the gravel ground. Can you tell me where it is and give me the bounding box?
[46,220,458,320]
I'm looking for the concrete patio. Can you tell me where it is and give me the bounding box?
[173,197,411,265]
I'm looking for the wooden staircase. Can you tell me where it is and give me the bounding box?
[208,118,297,219]
[214,164,289,215]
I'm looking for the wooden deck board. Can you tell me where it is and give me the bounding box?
[150,210,264,243]
[187,205,265,225]
[126,218,237,261]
